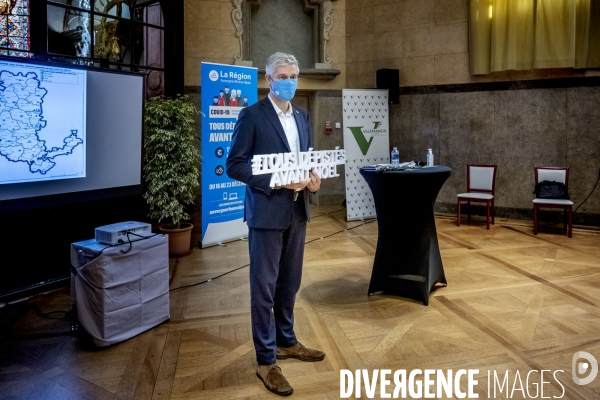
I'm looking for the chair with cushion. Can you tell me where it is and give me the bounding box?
[457,164,497,230]
[533,166,573,238]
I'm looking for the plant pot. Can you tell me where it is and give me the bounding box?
[159,223,193,256]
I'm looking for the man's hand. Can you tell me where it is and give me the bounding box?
[307,169,321,193]
[283,178,310,190]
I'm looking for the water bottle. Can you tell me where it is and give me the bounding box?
[391,147,399,166]
[427,148,434,166]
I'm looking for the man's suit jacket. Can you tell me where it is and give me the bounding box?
[226,96,312,229]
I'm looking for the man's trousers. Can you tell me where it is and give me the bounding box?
[248,195,307,366]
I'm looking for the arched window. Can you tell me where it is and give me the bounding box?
[46,0,166,96]
[0,2,180,97]
[0,0,31,57]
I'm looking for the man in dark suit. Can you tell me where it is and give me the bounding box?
[226,52,324,396]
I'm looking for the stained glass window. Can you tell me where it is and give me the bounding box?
[0,0,30,57]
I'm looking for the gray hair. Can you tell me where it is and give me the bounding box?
[265,52,300,77]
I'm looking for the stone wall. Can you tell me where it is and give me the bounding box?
[311,91,346,206]
[185,0,600,225]
[184,0,239,87]
[184,0,600,91]
[306,83,600,223]
[393,82,600,224]
[184,0,347,90]
[345,0,600,89]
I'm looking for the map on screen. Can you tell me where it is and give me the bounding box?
[0,61,86,185]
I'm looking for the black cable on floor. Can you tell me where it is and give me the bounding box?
[168,217,376,292]
[169,263,250,292]
[574,167,600,214]
[311,209,344,218]
[0,302,78,343]
[3,234,164,336]
[32,304,74,320]
[191,210,345,250]
[304,219,376,245]
[6,210,362,338]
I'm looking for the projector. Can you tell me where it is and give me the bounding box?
[95,221,152,245]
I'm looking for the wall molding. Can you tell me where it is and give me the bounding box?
[231,0,244,62]
[316,89,342,97]
[399,76,600,96]
[230,0,338,69]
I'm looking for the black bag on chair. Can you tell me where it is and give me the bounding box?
[534,180,570,199]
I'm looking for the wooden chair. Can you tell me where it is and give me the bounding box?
[533,167,573,238]
[457,164,497,230]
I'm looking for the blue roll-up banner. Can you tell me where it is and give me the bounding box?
[201,62,258,246]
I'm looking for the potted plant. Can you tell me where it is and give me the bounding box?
[143,95,199,256]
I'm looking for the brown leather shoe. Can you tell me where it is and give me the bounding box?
[276,342,326,362]
[256,364,293,396]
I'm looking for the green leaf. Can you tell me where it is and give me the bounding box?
[143,95,200,226]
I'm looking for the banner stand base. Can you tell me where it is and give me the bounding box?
[199,235,249,249]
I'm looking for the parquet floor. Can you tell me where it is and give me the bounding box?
[1,207,600,399]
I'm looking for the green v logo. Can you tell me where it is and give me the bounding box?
[348,126,374,155]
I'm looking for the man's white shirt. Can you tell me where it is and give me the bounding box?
[268,94,300,154]
[268,94,303,192]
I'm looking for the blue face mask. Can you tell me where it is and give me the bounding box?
[271,78,297,101]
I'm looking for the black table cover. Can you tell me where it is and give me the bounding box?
[360,166,452,305]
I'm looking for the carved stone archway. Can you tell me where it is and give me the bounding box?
[230,0,339,79]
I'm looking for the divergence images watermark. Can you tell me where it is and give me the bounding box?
[572,351,598,386]
[339,351,598,399]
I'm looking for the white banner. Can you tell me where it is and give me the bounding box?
[251,149,346,187]
[342,89,390,221]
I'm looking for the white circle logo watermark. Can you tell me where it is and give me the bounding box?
[208,70,219,81]
[572,351,598,385]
